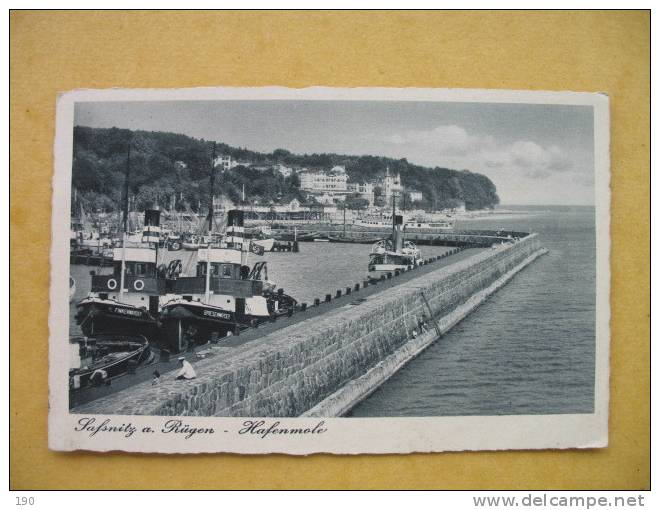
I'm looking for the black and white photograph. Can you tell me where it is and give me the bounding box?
[48,87,610,454]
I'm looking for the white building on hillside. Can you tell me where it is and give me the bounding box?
[347,181,375,205]
[214,154,233,171]
[409,190,424,202]
[299,166,348,193]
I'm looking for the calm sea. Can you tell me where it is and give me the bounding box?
[69,205,596,416]
[351,205,597,416]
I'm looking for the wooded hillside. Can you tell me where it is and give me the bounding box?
[72,126,500,212]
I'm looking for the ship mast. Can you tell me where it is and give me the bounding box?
[119,138,131,300]
[208,142,216,233]
[392,191,396,250]
[343,203,346,238]
[205,142,216,303]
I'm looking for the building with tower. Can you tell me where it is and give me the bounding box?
[383,166,403,205]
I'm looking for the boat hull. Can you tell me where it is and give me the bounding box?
[159,302,239,353]
[75,300,159,340]
[252,238,276,251]
[69,335,151,389]
[369,263,415,272]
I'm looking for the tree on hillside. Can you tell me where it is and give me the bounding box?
[340,193,370,212]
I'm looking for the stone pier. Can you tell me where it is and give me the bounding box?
[74,234,547,417]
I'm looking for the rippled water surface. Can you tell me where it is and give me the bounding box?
[351,205,596,416]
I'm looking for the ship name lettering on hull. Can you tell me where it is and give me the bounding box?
[112,307,143,317]
[203,309,231,320]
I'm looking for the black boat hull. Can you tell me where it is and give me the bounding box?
[159,303,239,353]
[75,301,159,340]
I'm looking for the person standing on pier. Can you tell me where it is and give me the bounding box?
[175,357,197,380]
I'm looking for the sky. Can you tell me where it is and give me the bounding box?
[75,100,595,205]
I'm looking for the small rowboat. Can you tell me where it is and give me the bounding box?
[252,238,276,251]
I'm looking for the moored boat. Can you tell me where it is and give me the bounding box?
[182,235,206,251]
[159,210,297,353]
[75,209,167,341]
[368,238,422,273]
[251,237,276,252]
[355,215,454,232]
[326,234,384,244]
[245,226,277,252]
[69,334,152,389]
[367,200,423,274]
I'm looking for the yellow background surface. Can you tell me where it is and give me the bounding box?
[10,10,650,489]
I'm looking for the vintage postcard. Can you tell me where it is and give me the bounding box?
[48,86,610,454]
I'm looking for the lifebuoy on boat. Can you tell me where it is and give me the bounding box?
[133,279,145,291]
[107,278,118,290]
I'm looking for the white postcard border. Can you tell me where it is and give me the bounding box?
[48,86,610,454]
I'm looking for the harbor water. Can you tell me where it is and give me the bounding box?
[69,205,596,417]
[351,205,596,416]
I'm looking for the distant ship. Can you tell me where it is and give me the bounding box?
[367,198,423,274]
[368,214,422,274]
[355,216,453,232]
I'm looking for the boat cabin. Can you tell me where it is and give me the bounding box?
[170,247,262,298]
[90,246,166,314]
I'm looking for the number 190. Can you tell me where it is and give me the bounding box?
[16,497,34,506]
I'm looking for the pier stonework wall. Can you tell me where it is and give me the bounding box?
[75,235,546,418]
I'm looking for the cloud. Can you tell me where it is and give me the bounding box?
[386,125,495,157]
[382,124,574,180]
[508,141,572,178]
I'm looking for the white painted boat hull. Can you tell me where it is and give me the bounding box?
[253,238,275,251]
[370,264,414,273]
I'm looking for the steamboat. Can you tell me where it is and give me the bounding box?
[74,209,167,340]
[368,198,423,274]
[160,214,296,353]
[159,144,296,353]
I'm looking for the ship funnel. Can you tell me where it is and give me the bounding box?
[226,209,244,248]
[144,209,161,227]
[393,214,404,252]
[142,209,161,244]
